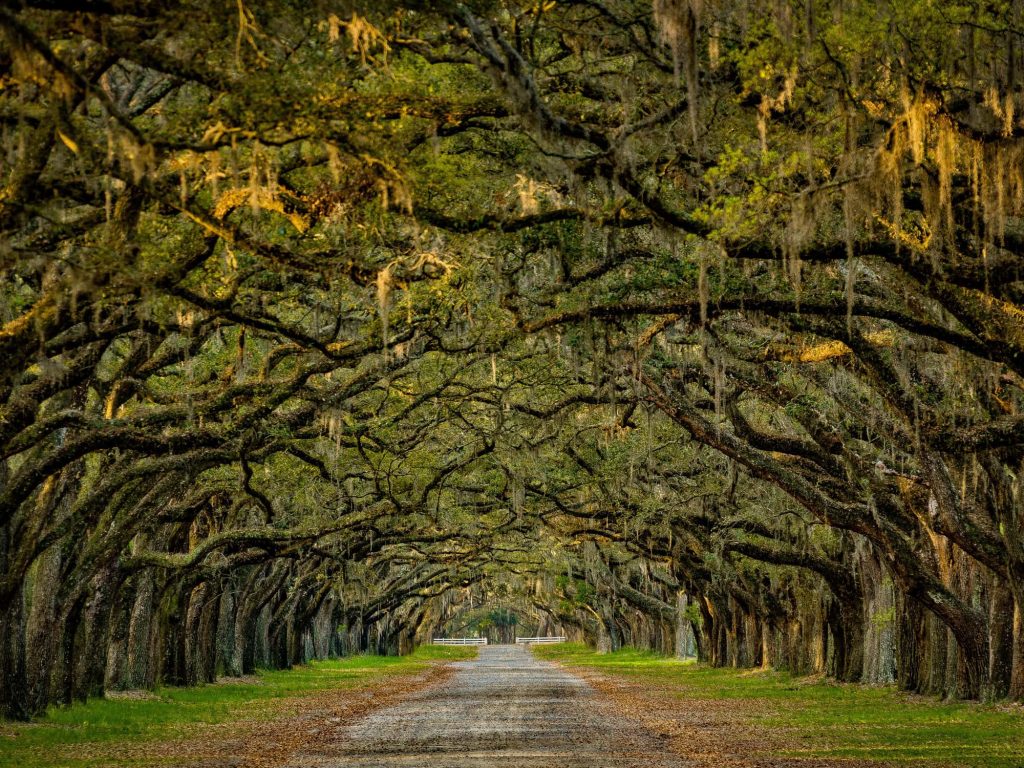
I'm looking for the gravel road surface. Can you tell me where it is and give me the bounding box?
[283,644,689,767]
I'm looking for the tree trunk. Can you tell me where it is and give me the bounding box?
[675,592,694,659]
[988,578,1014,699]
[24,547,62,712]
[52,594,86,707]
[124,569,156,688]
[1010,591,1024,700]
[0,591,29,720]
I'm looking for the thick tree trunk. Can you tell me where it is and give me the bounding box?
[988,578,1014,699]
[860,552,896,684]
[675,592,694,659]
[24,547,62,712]
[896,596,926,694]
[925,616,949,696]
[760,621,774,669]
[184,582,216,685]
[104,572,136,691]
[160,583,187,687]
[1010,593,1024,701]
[57,563,120,703]
[52,594,86,707]
[124,570,156,688]
[0,592,29,720]
[217,587,238,676]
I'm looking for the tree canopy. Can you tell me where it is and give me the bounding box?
[2,0,1024,718]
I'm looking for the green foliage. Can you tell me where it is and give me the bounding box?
[3,0,1024,724]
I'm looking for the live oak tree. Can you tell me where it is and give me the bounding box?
[2,0,1024,718]
[430,0,1024,699]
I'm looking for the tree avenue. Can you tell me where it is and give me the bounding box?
[1,0,1023,719]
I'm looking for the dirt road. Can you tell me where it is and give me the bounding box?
[282,644,688,767]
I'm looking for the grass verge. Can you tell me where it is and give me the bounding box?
[0,645,475,768]
[533,643,1024,767]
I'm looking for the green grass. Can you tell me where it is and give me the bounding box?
[0,646,476,768]
[534,644,1024,767]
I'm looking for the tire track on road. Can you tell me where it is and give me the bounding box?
[283,644,690,768]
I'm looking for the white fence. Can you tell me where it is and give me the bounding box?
[431,637,489,645]
[515,636,567,644]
